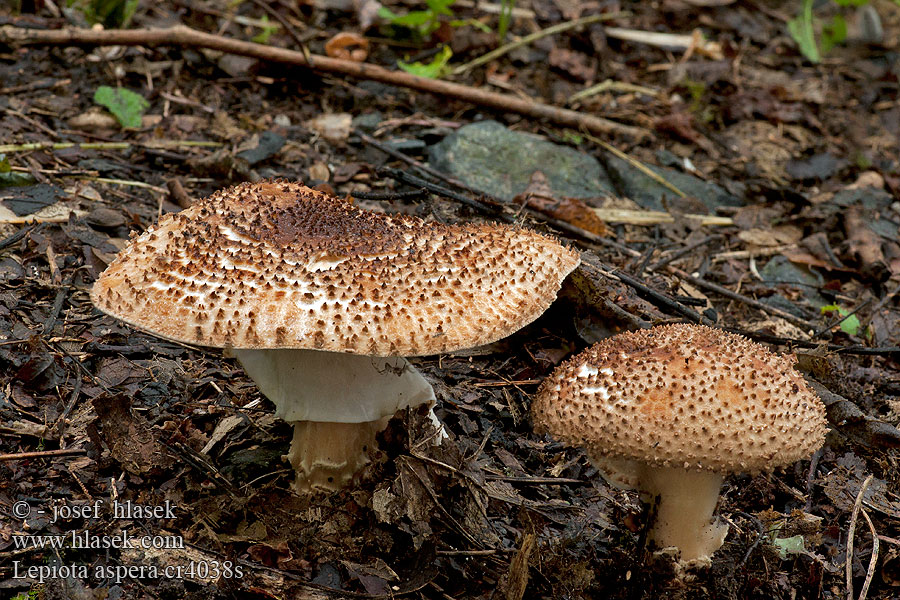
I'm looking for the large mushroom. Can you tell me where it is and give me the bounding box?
[532,324,827,563]
[92,180,580,493]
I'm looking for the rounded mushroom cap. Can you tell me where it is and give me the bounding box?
[91,181,580,355]
[532,324,827,474]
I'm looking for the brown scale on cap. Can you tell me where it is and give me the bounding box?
[91,180,581,355]
[532,324,827,474]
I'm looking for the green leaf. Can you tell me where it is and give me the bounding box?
[834,0,868,6]
[822,14,847,53]
[251,14,280,44]
[390,10,434,27]
[377,6,400,20]
[0,153,36,186]
[497,0,516,40]
[561,130,584,145]
[840,314,861,336]
[788,0,820,63]
[93,85,149,129]
[398,45,452,78]
[451,18,492,33]
[819,304,861,336]
[86,0,139,28]
[772,535,806,559]
[426,0,455,16]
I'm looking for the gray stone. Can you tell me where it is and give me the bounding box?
[351,111,383,133]
[428,120,615,201]
[759,255,828,311]
[832,187,894,210]
[602,154,742,212]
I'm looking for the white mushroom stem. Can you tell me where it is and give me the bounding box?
[231,349,441,493]
[639,464,728,562]
[589,454,729,561]
[286,419,390,493]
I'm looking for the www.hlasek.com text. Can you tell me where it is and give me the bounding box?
[14,529,183,550]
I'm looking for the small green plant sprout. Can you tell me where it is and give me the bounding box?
[497,0,516,40]
[820,304,861,336]
[789,0,900,63]
[398,45,452,78]
[93,86,149,129]
[66,0,139,29]
[251,14,280,44]
[378,0,456,39]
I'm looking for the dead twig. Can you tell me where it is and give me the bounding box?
[724,328,900,357]
[482,474,586,485]
[587,133,687,198]
[666,266,818,334]
[0,224,41,251]
[732,511,766,567]
[0,448,87,461]
[166,177,195,209]
[648,234,722,272]
[610,268,714,325]
[349,188,428,201]
[379,167,506,218]
[812,299,871,340]
[451,12,629,76]
[846,474,874,600]
[0,24,648,140]
[54,375,83,442]
[356,129,468,189]
[858,509,879,600]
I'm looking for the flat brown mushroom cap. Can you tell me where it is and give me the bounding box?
[532,324,827,474]
[91,181,580,355]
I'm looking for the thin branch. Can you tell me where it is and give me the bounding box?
[858,509,879,600]
[585,132,686,198]
[846,475,874,600]
[0,448,87,461]
[451,12,629,76]
[0,140,221,153]
[666,266,818,334]
[0,24,648,141]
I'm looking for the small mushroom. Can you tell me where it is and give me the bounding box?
[92,180,580,493]
[532,324,828,563]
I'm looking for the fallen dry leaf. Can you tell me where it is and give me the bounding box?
[325,32,369,62]
[89,394,175,475]
[548,47,596,82]
[738,225,803,247]
[844,205,889,282]
[306,112,352,143]
[513,171,608,236]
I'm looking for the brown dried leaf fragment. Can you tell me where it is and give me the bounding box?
[514,171,608,236]
[324,32,369,62]
[548,47,596,82]
[89,394,174,475]
[844,205,890,282]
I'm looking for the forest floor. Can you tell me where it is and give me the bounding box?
[1,0,899,599]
